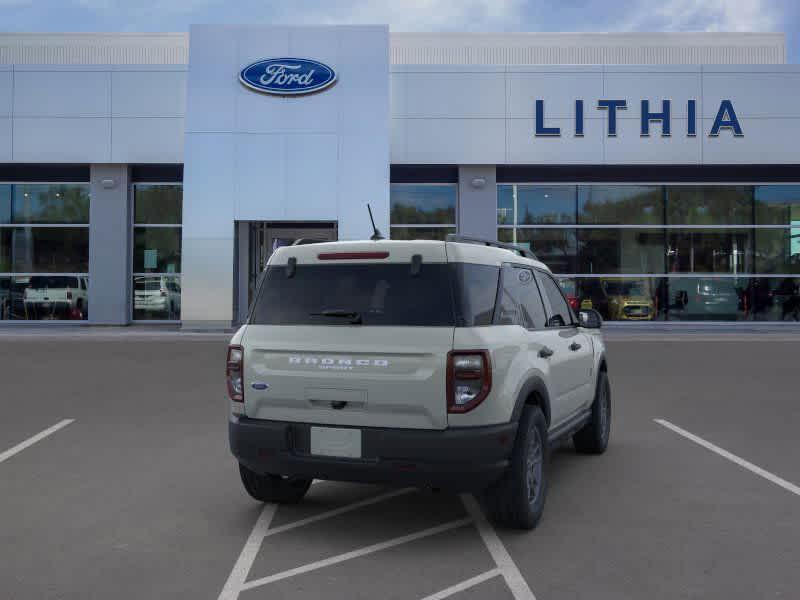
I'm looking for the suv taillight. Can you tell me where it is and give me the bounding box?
[226,345,244,402]
[447,350,492,413]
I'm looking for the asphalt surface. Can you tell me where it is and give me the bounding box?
[1,331,799,599]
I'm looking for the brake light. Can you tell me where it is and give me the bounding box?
[226,345,244,402]
[567,295,579,311]
[318,252,389,260]
[447,350,492,413]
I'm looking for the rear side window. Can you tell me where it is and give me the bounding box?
[451,263,500,326]
[495,265,546,329]
[538,272,574,327]
[251,263,455,326]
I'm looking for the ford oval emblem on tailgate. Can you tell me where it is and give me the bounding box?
[251,382,269,390]
[239,58,337,96]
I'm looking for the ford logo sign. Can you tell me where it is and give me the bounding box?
[239,58,337,96]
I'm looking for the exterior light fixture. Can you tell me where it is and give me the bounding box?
[470,177,486,189]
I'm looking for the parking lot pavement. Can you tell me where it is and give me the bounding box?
[1,333,799,599]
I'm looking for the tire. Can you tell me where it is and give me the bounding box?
[238,464,312,504]
[482,405,548,530]
[573,370,611,454]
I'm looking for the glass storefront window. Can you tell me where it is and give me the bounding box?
[2,184,90,225]
[498,185,575,225]
[755,185,800,225]
[747,277,800,321]
[666,186,752,225]
[572,277,668,321]
[133,275,181,320]
[133,185,182,225]
[389,226,455,241]
[132,184,182,320]
[578,185,663,225]
[498,227,577,274]
[578,229,665,274]
[133,228,181,273]
[1,228,89,273]
[666,229,753,274]
[667,277,748,321]
[390,183,456,240]
[1,275,89,321]
[755,228,800,274]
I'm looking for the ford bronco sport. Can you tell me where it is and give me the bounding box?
[228,236,610,529]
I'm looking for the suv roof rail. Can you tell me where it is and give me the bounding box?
[445,234,539,261]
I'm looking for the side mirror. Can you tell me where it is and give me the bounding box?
[579,309,603,329]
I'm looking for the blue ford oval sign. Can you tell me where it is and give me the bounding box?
[239,58,337,96]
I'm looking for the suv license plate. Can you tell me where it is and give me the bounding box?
[310,426,362,459]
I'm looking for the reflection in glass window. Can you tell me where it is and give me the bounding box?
[755,229,800,274]
[748,277,800,321]
[133,275,181,320]
[578,185,663,225]
[1,184,90,225]
[666,186,752,225]
[666,229,753,274]
[497,185,575,225]
[134,185,183,225]
[578,229,665,274]
[132,184,183,321]
[755,185,800,225]
[389,226,455,241]
[133,228,181,273]
[667,277,748,321]
[390,184,456,225]
[1,228,89,273]
[0,182,90,321]
[498,228,577,274]
[574,277,666,321]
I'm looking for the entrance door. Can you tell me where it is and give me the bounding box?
[237,222,337,322]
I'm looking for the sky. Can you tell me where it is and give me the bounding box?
[0,0,797,62]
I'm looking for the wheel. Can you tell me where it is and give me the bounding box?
[482,405,548,530]
[238,463,311,504]
[573,370,611,454]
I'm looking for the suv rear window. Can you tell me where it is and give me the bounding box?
[250,262,505,327]
[251,263,455,326]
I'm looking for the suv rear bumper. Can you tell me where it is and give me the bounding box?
[229,415,517,491]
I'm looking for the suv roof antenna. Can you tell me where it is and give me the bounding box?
[367,204,384,241]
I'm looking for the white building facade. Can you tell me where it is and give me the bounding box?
[0,28,798,326]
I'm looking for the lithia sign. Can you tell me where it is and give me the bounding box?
[535,99,743,138]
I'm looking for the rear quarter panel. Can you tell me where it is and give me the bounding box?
[449,325,551,428]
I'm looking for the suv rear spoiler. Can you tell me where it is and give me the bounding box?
[446,234,539,261]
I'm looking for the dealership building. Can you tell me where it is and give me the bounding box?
[0,27,799,327]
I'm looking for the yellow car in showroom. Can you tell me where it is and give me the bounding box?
[601,278,655,321]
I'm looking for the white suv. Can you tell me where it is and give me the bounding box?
[227,236,610,529]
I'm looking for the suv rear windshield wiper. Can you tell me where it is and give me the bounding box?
[309,309,363,324]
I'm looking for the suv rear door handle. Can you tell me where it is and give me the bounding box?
[538,346,554,358]
[569,342,582,351]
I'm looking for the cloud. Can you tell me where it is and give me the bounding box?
[622,0,781,32]
[279,0,524,31]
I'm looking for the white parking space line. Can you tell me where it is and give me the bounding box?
[262,487,414,538]
[419,568,501,600]
[460,494,537,600]
[240,517,473,592]
[217,503,278,600]
[0,419,75,465]
[655,419,800,497]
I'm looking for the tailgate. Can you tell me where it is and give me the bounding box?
[243,325,452,430]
